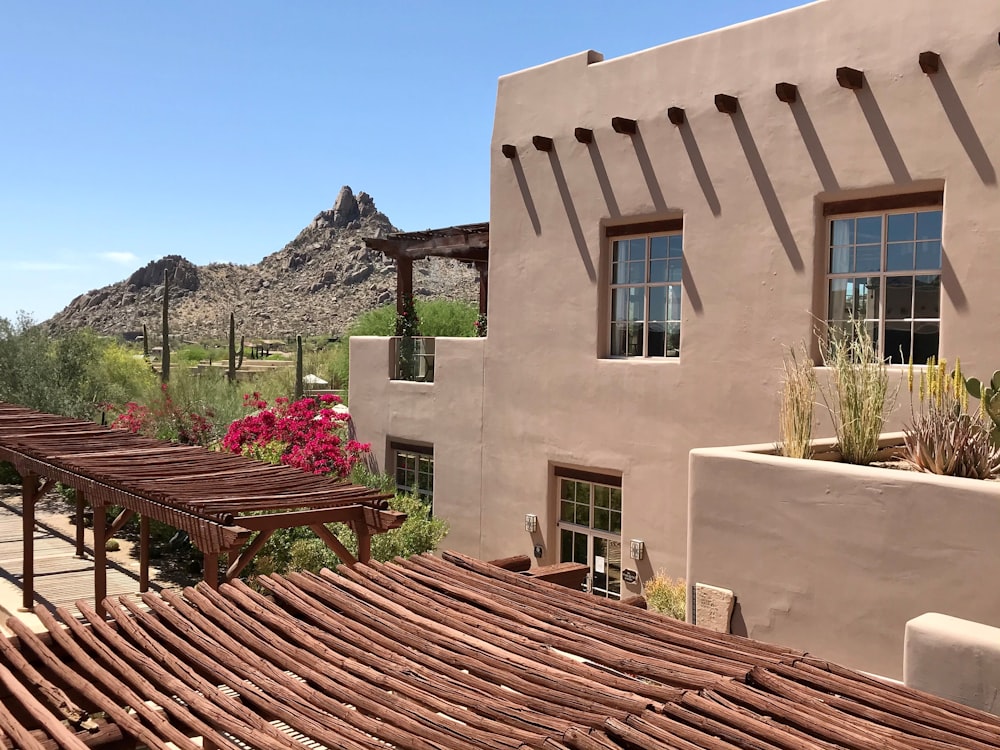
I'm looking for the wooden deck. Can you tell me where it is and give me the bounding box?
[0,498,159,621]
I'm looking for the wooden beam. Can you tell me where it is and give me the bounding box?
[836,66,864,90]
[487,554,532,572]
[309,524,357,566]
[918,51,940,74]
[225,529,274,581]
[501,144,517,159]
[574,127,593,144]
[353,524,372,565]
[611,117,637,135]
[775,82,798,103]
[108,508,134,538]
[367,232,489,261]
[93,504,107,618]
[532,135,554,152]
[74,490,86,558]
[20,473,39,611]
[139,515,150,593]
[526,562,589,590]
[234,506,365,531]
[667,107,686,125]
[714,94,739,114]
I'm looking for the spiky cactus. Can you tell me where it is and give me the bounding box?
[142,323,149,358]
[966,370,1000,446]
[160,269,170,384]
[295,335,304,400]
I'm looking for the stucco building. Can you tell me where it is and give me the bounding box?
[350,0,1000,603]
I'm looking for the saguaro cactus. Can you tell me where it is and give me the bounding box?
[295,335,304,400]
[227,312,245,384]
[160,269,170,384]
[142,323,149,357]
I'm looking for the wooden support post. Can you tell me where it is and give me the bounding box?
[74,490,86,558]
[356,527,372,565]
[309,524,357,566]
[395,257,414,330]
[477,262,488,315]
[203,552,219,590]
[93,504,107,618]
[139,515,150,593]
[20,473,39,612]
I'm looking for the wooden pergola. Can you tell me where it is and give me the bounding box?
[0,402,402,616]
[364,222,489,326]
[1,550,999,748]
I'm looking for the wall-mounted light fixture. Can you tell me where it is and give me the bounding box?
[524,514,538,533]
[630,539,645,560]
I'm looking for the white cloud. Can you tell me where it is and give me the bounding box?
[99,251,139,265]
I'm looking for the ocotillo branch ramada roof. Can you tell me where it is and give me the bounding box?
[3,550,1000,749]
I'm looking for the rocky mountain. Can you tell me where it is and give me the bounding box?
[47,187,478,339]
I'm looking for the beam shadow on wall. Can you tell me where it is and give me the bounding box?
[929,62,996,185]
[788,94,839,191]
[585,141,621,218]
[853,86,912,184]
[510,154,542,236]
[677,122,722,217]
[547,149,597,283]
[941,251,969,314]
[730,111,804,273]
[630,129,668,212]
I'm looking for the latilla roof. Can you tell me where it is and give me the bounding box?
[3,550,999,749]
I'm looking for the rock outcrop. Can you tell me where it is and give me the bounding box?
[47,187,478,339]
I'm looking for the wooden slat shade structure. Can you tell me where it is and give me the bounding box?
[365,222,490,319]
[2,550,1000,749]
[0,402,400,613]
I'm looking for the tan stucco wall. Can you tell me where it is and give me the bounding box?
[348,336,486,556]
[688,444,1000,679]
[351,0,1000,596]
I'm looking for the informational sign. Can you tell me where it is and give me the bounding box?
[622,569,638,584]
[595,556,606,574]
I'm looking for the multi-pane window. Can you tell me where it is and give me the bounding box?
[392,443,433,505]
[827,207,942,364]
[557,473,622,600]
[610,232,683,358]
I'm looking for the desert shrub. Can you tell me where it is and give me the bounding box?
[645,573,686,620]
[0,462,20,484]
[777,343,816,459]
[817,318,895,465]
[176,345,210,364]
[903,358,1000,479]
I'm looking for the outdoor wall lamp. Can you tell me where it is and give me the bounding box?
[524,514,538,533]
[630,539,645,560]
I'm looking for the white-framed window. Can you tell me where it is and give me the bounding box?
[825,195,943,364]
[608,220,683,358]
[390,441,433,505]
[556,468,622,600]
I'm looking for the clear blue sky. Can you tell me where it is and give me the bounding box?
[0,0,806,324]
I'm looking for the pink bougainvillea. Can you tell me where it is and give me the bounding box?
[222,393,370,477]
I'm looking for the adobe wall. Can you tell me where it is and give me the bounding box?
[688,444,1000,679]
[481,0,1000,586]
[348,336,486,556]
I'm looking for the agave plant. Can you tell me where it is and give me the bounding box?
[903,410,1000,480]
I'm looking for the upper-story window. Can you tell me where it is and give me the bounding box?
[608,220,683,358]
[825,196,942,364]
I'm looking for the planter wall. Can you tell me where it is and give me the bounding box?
[688,436,1000,679]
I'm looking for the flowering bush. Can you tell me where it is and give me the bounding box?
[221,393,369,478]
[108,384,214,446]
[474,312,487,337]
